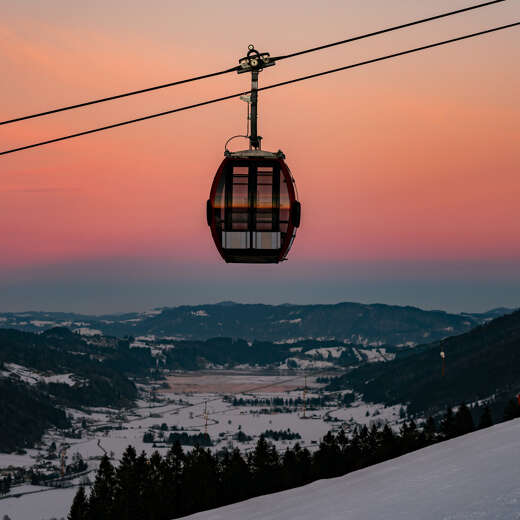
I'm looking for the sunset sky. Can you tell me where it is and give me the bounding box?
[1,0,519,313]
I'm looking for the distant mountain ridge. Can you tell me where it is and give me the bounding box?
[0,303,515,345]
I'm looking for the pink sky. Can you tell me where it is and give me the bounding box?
[1,1,519,312]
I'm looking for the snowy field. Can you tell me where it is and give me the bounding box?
[181,418,520,520]
[1,486,77,520]
[1,371,402,520]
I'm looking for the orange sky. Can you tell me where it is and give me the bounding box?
[1,1,519,312]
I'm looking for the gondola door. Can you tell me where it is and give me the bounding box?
[223,162,250,250]
[254,162,280,250]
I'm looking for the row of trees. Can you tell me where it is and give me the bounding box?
[68,402,503,520]
[0,475,11,495]
[230,395,336,407]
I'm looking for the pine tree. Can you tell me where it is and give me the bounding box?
[478,406,493,429]
[366,424,380,464]
[422,416,437,444]
[182,445,219,515]
[281,447,299,490]
[379,424,399,461]
[347,427,363,471]
[250,435,281,495]
[357,425,371,464]
[400,421,421,453]
[112,445,141,520]
[0,477,11,496]
[219,447,251,505]
[68,486,88,520]
[454,404,474,436]
[162,440,185,517]
[87,455,115,520]
[440,406,457,440]
[312,431,341,478]
[503,398,520,421]
[140,450,166,520]
[294,443,313,486]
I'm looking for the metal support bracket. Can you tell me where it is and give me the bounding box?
[237,45,275,150]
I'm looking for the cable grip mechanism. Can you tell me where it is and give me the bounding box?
[238,44,275,74]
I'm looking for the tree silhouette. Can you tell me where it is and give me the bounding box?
[503,398,520,421]
[454,404,474,436]
[440,406,457,440]
[478,406,493,429]
[87,455,115,520]
[68,486,88,520]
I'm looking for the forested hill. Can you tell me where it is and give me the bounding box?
[1,302,507,345]
[0,327,147,407]
[327,310,520,415]
[0,328,147,452]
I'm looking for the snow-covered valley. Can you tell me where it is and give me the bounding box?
[0,371,402,520]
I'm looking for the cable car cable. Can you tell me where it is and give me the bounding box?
[0,0,508,127]
[272,0,507,62]
[0,64,241,126]
[1,21,518,157]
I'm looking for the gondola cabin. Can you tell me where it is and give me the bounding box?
[207,149,300,263]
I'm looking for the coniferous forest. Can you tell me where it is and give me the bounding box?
[68,401,520,520]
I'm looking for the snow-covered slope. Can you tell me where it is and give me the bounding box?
[181,418,520,520]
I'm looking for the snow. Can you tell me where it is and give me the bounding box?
[130,340,150,349]
[73,327,102,336]
[41,373,78,386]
[191,310,209,317]
[29,320,56,327]
[5,484,48,497]
[306,347,344,359]
[3,363,41,384]
[352,348,363,361]
[181,418,520,520]
[142,309,162,316]
[0,450,38,468]
[350,335,384,347]
[278,358,335,369]
[357,348,395,363]
[397,341,417,348]
[136,335,156,341]
[2,364,83,387]
[273,338,306,344]
[1,485,78,520]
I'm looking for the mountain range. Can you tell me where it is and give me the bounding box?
[1,302,514,346]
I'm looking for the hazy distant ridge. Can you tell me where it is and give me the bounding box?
[1,302,515,345]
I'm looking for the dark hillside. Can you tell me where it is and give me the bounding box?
[0,379,70,452]
[327,310,520,415]
[0,328,148,451]
[0,328,138,407]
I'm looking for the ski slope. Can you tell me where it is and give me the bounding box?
[181,418,520,520]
